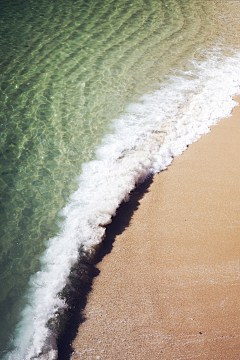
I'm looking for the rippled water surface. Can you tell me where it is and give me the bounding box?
[0,0,233,357]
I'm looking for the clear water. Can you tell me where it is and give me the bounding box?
[0,0,239,358]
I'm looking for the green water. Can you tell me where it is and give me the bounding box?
[0,0,219,355]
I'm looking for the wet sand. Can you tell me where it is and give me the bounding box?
[71,94,240,360]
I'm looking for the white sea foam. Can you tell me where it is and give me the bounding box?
[6,48,240,359]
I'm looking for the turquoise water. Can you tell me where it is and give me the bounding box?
[0,0,235,358]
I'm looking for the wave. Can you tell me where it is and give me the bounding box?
[6,47,240,359]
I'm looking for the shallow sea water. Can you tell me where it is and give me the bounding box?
[0,0,240,358]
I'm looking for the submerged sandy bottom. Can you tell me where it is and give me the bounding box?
[71,95,240,359]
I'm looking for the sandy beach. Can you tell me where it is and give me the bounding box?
[70,94,240,359]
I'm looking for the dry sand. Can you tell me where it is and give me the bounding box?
[71,96,240,360]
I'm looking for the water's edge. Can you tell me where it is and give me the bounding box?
[7,48,240,360]
[56,176,154,360]
[58,90,240,360]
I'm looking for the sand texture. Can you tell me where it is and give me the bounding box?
[71,96,240,359]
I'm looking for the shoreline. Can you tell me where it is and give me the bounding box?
[70,95,240,359]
